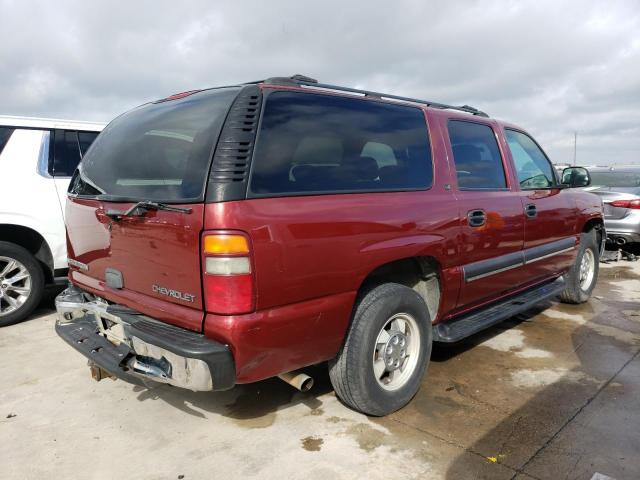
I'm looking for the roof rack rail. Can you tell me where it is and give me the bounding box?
[259,74,489,117]
[261,74,319,86]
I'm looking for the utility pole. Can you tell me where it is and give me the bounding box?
[573,131,577,166]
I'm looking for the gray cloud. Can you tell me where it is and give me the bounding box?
[1,0,638,165]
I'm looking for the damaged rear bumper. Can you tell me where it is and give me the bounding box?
[55,285,235,391]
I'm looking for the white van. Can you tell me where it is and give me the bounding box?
[0,116,104,326]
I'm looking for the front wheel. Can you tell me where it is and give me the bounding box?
[560,230,599,304]
[328,283,432,416]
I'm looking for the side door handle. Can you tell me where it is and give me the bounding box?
[467,209,486,227]
[525,203,537,218]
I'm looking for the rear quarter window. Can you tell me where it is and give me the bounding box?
[0,127,14,156]
[78,131,99,156]
[52,129,82,177]
[249,91,432,196]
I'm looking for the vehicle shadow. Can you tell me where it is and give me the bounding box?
[430,301,553,363]
[130,363,333,423]
[126,302,555,426]
[38,286,64,312]
[125,301,557,424]
[26,284,333,422]
[9,285,63,325]
[441,301,640,479]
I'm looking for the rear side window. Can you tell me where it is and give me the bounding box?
[590,171,640,188]
[249,91,432,196]
[52,129,82,176]
[0,127,14,156]
[78,131,99,156]
[448,120,506,189]
[505,129,556,189]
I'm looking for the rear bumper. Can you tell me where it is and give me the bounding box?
[605,231,640,245]
[604,212,640,243]
[55,286,235,391]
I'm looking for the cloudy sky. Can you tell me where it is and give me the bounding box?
[1,0,639,165]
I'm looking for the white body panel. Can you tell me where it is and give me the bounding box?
[0,115,104,131]
[54,178,72,220]
[0,129,67,268]
[0,117,105,274]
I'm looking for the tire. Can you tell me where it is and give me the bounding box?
[328,283,432,416]
[559,230,599,304]
[0,242,45,327]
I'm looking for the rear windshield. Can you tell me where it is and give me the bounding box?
[590,171,640,188]
[249,91,432,196]
[71,87,240,202]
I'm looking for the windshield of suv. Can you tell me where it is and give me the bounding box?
[70,87,240,202]
[590,171,640,188]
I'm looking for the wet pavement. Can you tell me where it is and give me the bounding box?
[1,262,639,479]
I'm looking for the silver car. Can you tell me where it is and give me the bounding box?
[586,167,640,248]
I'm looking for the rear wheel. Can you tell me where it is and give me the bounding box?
[329,283,432,416]
[560,230,599,304]
[0,242,45,327]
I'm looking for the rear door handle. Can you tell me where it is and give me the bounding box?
[525,203,537,218]
[467,209,486,227]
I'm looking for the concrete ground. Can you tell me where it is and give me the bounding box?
[1,262,639,480]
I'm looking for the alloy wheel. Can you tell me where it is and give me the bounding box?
[579,248,595,291]
[0,256,32,317]
[372,313,421,391]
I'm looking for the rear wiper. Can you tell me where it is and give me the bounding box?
[106,201,192,220]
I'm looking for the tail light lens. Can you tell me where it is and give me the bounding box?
[202,232,254,315]
[608,199,640,209]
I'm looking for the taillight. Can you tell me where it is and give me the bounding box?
[608,199,640,209]
[202,232,254,315]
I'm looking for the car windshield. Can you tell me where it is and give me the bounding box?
[70,87,240,202]
[590,171,640,188]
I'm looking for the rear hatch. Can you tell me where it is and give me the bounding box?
[65,87,241,332]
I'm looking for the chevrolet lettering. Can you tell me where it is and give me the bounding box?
[152,285,195,303]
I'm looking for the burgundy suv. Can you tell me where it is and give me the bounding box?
[56,75,603,415]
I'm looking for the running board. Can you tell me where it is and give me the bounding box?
[433,277,566,343]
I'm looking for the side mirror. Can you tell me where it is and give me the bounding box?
[561,167,591,188]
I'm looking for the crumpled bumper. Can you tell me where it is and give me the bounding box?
[55,285,235,391]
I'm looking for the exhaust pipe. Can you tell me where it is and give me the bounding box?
[278,370,314,392]
[126,356,171,384]
[616,237,627,246]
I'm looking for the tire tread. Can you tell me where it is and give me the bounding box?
[559,230,599,304]
[329,283,431,416]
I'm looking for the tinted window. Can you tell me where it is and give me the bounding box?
[448,120,506,189]
[53,130,81,177]
[249,91,432,195]
[0,127,14,156]
[590,171,640,188]
[361,142,398,168]
[505,129,555,189]
[73,87,240,201]
[78,131,99,157]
